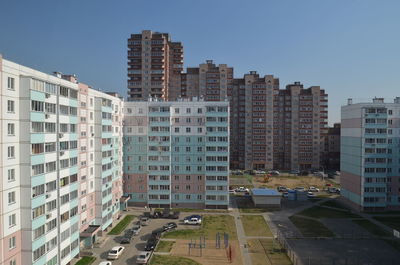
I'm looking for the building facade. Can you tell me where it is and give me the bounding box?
[229,71,279,170]
[323,123,340,171]
[341,98,400,211]
[127,30,183,101]
[0,56,123,265]
[123,99,230,209]
[273,82,328,170]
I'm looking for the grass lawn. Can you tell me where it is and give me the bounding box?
[241,215,272,237]
[75,256,96,265]
[163,215,237,240]
[236,198,268,213]
[373,216,400,231]
[289,215,335,237]
[352,219,391,237]
[107,215,135,235]
[298,206,359,219]
[150,255,201,265]
[320,200,350,210]
[155,240,175,252]
[248,239,292,265]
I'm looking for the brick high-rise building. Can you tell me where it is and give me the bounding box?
[229,71,279,170]
[273,82,328,170]
[127,30,183,101]
[181,60,234,101]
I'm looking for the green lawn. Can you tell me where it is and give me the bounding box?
[352,219,391,237]
[155,240,175,252]
[373,216,400,231]
[248,239,292,265]
[289,215,335,237]
[241,215,272,237]
[107,215,135,235]
[75,256,96,265]
[320,200,350,210]
[163,215,237,239]
[150,255,201,265]
[298,206,359,219]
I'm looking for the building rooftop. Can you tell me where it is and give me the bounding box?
[251,188,280,196]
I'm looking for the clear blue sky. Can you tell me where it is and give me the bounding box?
[1,0,399,124]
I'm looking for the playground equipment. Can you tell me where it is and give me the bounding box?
[188,236,206,256]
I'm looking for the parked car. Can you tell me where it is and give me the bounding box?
[120,237,131,244]
[184,217,202,225]
[298,170,310,176]
[99,262,112,265]
[140,217,149,226]
[229,189,236,194]
[163,222,177,231]
[136,251,152,264]
[277,186,287,192]
[268,170,280,175]
[145,238,157,251]
[290,170,300,175]
[313,171,325,177]
[254,170,266,175]
[308,186,320,192]
[294,187,305,192]
[184,214,201,221]
[235,187,249,192]
[107,246,125,260]
[328,187,339,193]
[169,211,180,219]
[307,192,316,198]
[282,192,289,198]
[131,225,142,235]
[151,228,164,239]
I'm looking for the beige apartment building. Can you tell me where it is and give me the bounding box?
[127,30,183,101]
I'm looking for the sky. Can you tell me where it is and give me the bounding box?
[1,0,399,125]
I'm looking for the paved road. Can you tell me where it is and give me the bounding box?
[88,212,189,265]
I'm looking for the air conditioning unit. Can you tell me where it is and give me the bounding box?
[59,133,64,138]
[46,214,52,219]
[45,114,50,119]
[92,133,94,137]
[110,144,113,147]
[45,194,50,199]
[45,93,50,98]
[60,151,65,156]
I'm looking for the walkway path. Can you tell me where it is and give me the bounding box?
[231,198,253,265]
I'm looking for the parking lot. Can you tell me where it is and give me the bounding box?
[91,211,200,265]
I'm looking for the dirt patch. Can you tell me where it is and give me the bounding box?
[170,239,243,265]
[254,175,337,190]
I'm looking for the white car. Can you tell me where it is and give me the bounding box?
[308,186,320,192]
[184,217,202,225]
[107,246,125,260]
[136,251,152,264]
[99,262,112,265]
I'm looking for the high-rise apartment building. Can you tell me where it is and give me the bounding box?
[127,30,183,101]
[0,56,123,265]
[341,98,400,211]
[123,99,230,209]
[229,71,279,170]
[323,123,341,171]
[181,60,233,101]
[273,82,328,170]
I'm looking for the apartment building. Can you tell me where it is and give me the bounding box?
[0,56,123,265]
[123,99,230,209]
[323,123,340,171]
[181,60,233,101]
[228,71,279,170]
[127,30,183,101]
[273,82,328,170]
[341,98,400,211]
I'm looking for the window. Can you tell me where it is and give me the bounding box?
[31,100,44,112]
[9,214,16,227]
[31,122,44,133]
[8,169,15,182]
[32,205,45,219]
[33,245,46,261]
[32,164,44,175]
[7,100,15,113]
[32,184,45,197]
[7,123,15,135]
[8,146,15,159]
[7,77,15,90]
[33,225,45,240]
[8,192,15,204]
[9,236,16,249]
[9,259,16,265]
